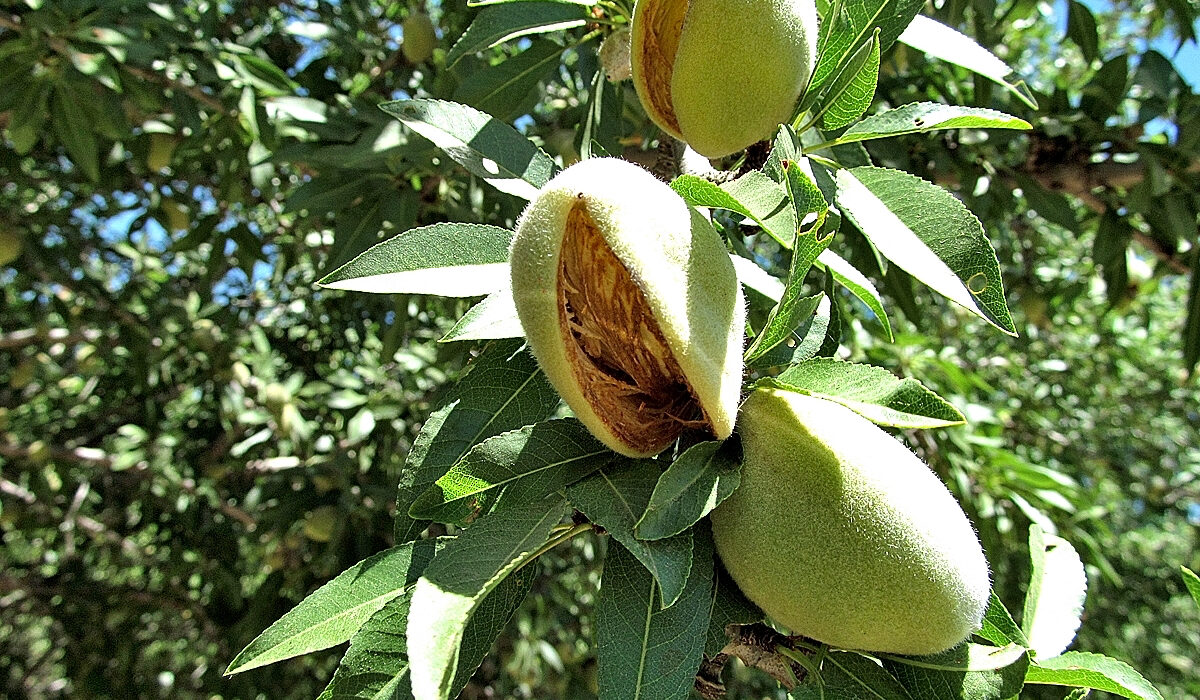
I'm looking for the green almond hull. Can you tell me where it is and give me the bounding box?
[711,389,990,654]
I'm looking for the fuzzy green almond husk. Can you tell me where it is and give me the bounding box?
[631,0,818,158]
[711,388,991,654]
[509,157,745,457]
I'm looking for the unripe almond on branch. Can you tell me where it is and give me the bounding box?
[509,157,744,457]
[710,388,990,655]
[402,11,437,64]
[631,0,818,158]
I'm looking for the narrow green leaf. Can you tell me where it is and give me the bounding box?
[705,559,763,656]
[746,293,826,368]
[791,651,914,699]
[395,340,559,543]
[453,40,564,122]
[1023,526,1087,659]
[976,591,1031,649]
[1066,0,1099,64]
[814,249,893,341]
[1183,249,1200,374]
[579,60,625,160]
[810,0,923,94]
[898,16,1037,109]
[226,540,438,675]
[834,103,1031,146]
[835,167,1016,335]
[765,358,965,429]
[408,496,568,700]
[445,2,588,66]
[672,173,794,248]
[819,28,881,131]
[410,418,612,525]
[51,85,100,182]
[595,524,714,700]
[318,557,535,700]
[1182,566,1200,609]
[568,460,694,608]
[318,223,512,296]
[380,99,556,199]
[440,284,523,342]
[745,164,834,364]
[1025,652,1164,700]
[635,440,742,541]
[883,643,1029,700]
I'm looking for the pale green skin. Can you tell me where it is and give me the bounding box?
[632,0,818,158]
[711,389,991,654]
[508,158,745,457]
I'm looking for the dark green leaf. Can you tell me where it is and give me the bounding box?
[408,496,568,700]
[1184,251,1200,374]
[883,644,1029,700]
[318,223,513,297]
[51,85,100,182]
[453,40,564,122]
[705,560,763,656]
[635,440,742,541]
[409,418,612,525]
[445,2,588,66]
[395,340,559,542]
[835,167,1016,335]
[672,174,791,247]
[976,591,1031,649]
[834,103,1031,146]
[1066,0,1099,64]
[765,358,963,428]
[227,540,438,675]
[810,0,923,94]
[595,524,714,700]
[791,651,914,699]
[568,460,694,608]
[380,99,556,199]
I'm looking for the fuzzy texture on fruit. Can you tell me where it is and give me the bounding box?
[402,11,437,64]
[631,0,818,158]
[710,389,991,654]
[509,157,744,457]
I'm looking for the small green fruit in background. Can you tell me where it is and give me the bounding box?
[710,388,990,655]
[631,0,818,158]
[303,505,339,542]
[402,11,437,64]
[0,228,22,266]
[146,133,178,172]
[509,157,744,457]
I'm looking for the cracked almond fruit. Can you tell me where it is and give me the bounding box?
[631,0,818,158]
[509,157,744,457]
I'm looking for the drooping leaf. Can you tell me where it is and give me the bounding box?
[51,84,100,182]
[380,99,556,199]
[835,167,1016,335]
[882,643,1029,700]
[410,418,612,525]
[764,358,965,429]
[1022,525,1087,659]
[440,283,524,342]
[227,540,438,675]
[897,16,1037,108]
[818,28,881,131]
[790,652,914,699]
[318,223,512,296]
[407,496,568,700]
[595,525,714,700]
[453,40,565,122]
[395,340,559,542]
[814,249,893,341]
[445,2,589,66]
[834,103,1031,146]
[635,439,742,541]
[1183,250,1200,374]
[1066,0,1100,64]
[568,460,694,608]
[1024,652,1164,700]
[316,557,535,700]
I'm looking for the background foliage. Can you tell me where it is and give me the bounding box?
[0,0,1197,697]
